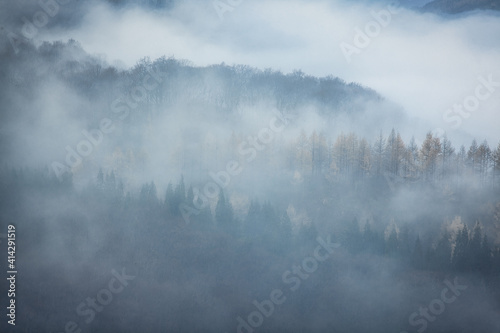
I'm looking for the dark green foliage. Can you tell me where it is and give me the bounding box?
[2,165,500,333]
[452,224,470,271]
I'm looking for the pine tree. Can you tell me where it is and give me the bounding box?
[467,139,479,176]
[411,236,424,270]
[431,231,452,271]
[452,224,469,271]
[456,145,467,187]
[358,138,372,180]
[171,176,186,215]
[165,182,175,215]
[385,129,405,176]
[403,136,419,179]
[420,132,441,181]
[140,181,158,209]
[186,186,194,207]
[469,221,486,272]
[492,142,500,187]
[215,190,236,235]
[346,133,359,179]
[333,133,349,179]
[97,168,104,188]
[394,133,406,177]
[441,134,455,179]
[385,129,397,174]
[108,171,116,188]
[372,131,386,176]
[244,200,262,237]
[398,225,411,259]
[311,131,328,177]
[279,211,293,244]
[363,221,384,255]
[477,141,491,184]
[261,201,280,236]
[343,218,362,254]
[296,130,312,175]
[385,228,399,257]
[479,235,492,275]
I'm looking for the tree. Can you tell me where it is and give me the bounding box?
[346,133,360,178]
[492,142,500,187]
[171,176,186,215]
[398,224,411,259]
[105,171,116,195]
[467,139,479,176]
[244,200,262,237]
[372,131,386,176]
[165,182,175,215]
[385,129,405,176]
[140,181,158,210]
[343,218,362,253]
[186,186,194,208]
[420,132,441,181]
[404,136,419,179]
[429,231,452,271]
[358,138,372,180]
[441,134,455,179]
[261,201,280,236]
[411,236,424,270]
[452,224,469,271]
[279,211,293,245]
[311,131,328,177]
[477,140,491,184]
[385,228,399,257]
[97,168,104,188]
[386,128,397,173]
[455,145,467,187]
[295,130,312,176]
[479,235,492,275]
[469,221,483,272]
[215,191,236,235]
[332,133,349,179]
[362,221,384,254]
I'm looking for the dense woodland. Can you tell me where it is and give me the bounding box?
[1,40,500,332]
[3,128,500,275]
[2,128,500,332]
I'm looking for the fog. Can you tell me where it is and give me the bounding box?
[1,0,500,333]
[38,0,500,145]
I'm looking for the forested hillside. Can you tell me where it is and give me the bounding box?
[1,125,500,332]
[1,2,500,329]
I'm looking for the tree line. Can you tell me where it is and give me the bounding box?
[285,129,500,186]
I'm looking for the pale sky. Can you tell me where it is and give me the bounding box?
[44,0,500,146]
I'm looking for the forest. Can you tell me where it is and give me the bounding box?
[1,3,500,328]
[1,125,500,332]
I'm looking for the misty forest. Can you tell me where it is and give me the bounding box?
[1,1,500,333]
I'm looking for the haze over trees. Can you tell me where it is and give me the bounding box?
[1,43,500,332]
[1,1,500,332]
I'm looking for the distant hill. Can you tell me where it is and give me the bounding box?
[422,0,500,14]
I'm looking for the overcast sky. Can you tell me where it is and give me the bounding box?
[42,0,500,146]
